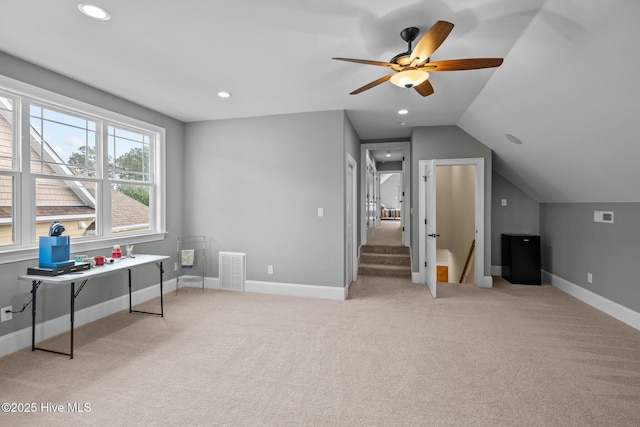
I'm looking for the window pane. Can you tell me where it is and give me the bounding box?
[35,178,97,240]
[108,125,150,182]
[111,184,150,234]
[0,175,13,245]
[0,94,15,170]
[30,104,97,176]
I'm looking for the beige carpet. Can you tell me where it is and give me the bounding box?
[366,220,402,246]
[1,276,640,426]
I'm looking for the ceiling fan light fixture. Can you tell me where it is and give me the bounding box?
[390,69,430,89]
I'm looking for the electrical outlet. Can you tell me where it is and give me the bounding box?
[587,273,593,284]
[174,262,178,271]
[318,207,324,217]
[1,306,12,322]
[267,265,274,275]
[501,198,507,206]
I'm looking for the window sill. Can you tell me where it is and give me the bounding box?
[0,232,168,265]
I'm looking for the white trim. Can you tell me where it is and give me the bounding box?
[179,277,347,301]
[360,141,410,247]
[0,231,167,265]
[346,154,358,285]
[492,265,502,276]
[0,278,176,358]
[481,275,493,288]
[245,280,347,300]
[543,270,640,331]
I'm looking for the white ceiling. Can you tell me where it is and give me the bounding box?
[0,0,637,203]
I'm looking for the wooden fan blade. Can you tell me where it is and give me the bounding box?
[414,80,434,97]
[350,74,394,95]
[333,57,396,67]
[410,20,454,65]
[422,58,503,71]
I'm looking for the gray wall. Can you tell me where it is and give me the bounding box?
[411,126,492,275]
[183,110,349,287]
[380,173,401,209]
[540,203,640,313]
[344,113,362,250]
[377,161,402,171]
[492,171,540,266]
[0,52,184,338]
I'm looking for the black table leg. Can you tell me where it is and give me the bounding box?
[32,279,86,359]
[31,280,40,352]
[70,282,75,359]
[128,263,164,317]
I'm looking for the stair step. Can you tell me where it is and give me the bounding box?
[360,253,410,266]
[358,263,412,278]
[361,244,410,255]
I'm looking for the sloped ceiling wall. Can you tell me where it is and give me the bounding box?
[459,0,640,203]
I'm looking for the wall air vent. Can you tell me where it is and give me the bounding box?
[219,252,246,291]
[594,211,614,224]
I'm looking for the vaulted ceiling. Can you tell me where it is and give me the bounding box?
[0,0,637,202]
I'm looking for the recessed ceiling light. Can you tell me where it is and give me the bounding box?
[217,91,231,98]
[505,133,523,145]
[78,3,111,20]
[399,122,408,126]
[386,152,391,157]
[398,109,409,115]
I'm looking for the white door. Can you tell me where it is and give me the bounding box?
[366,158,376,232]
[424,160,437,297]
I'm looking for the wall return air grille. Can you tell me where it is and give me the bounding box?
[219,252,246,291]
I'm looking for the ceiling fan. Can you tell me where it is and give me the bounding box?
[333,21,503,97]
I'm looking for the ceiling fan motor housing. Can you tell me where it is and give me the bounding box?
[391,27,420,65]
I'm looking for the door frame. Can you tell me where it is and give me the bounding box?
[419,157,487,289]
[360,141,410,246]
[346,154,358,286]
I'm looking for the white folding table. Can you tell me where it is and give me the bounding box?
[19,254,170,359]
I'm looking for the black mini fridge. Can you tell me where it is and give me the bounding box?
[501,234,541,285]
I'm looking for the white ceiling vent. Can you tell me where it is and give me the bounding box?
[594,211,614,224]
[219,252,245,291]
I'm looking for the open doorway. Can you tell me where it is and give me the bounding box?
[360,141,410,247]
[380,172,402,221]
[419,158,486,298]
[436,165,476,284]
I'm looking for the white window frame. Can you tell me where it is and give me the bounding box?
[0,74,166,264]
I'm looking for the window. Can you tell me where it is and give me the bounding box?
[0,92,16,245]
[0,76,165,262]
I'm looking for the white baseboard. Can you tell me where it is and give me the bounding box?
[0,278,177,358]
[245,280,346,300]
[491,265,502,276]
[412,272,421,283]
[179,276,347,300]
[542,270,640,331]
[481,275,493,288]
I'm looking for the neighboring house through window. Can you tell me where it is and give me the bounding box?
[0,76,166,263]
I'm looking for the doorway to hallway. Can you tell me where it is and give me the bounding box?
[360,141,410,247]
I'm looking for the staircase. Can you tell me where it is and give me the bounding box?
[359,244,411,278]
